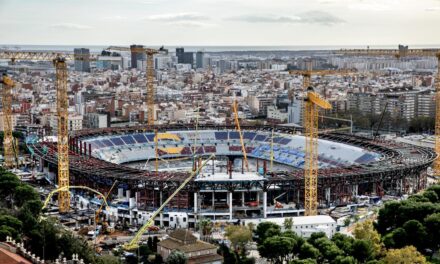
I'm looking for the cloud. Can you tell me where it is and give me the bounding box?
[147,12,210,22]
[425,7,440,12]
[167,21,215,28]
[229,11,344,26]
[100,15,128,21]
[50,23,92,30]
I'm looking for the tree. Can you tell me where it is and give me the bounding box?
[422,190,438,203]
[14,184,40,207]
[284,217,293,230]
[166,250,187,264]
[290,259,317,264]
[333,256,356,264]
[225,225,252,253]
[424,212,440,250]
[352,239,374,263]
[331,233,354,255]
[402,220,427,251]
[254,222,281,243]
[197,218,213,238]
[153,236,159,252]
[298,242,320,260]
[307,232,327,246]
[382,246,427,264]
[353,220,382,255]
[258,236,295,263]
[218,243,237,264]
[383,227,407,249]
[312,237,344,262]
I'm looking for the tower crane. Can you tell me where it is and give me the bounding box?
[1,74,16,168]
[0,50,97,213]
[334,45,440,176]
[303,88,332,216]
[105,46,167,127]
[289,62,354,216]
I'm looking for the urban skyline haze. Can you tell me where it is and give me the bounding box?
[1,0,440,46]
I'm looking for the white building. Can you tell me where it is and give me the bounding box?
[288,97,303,125]
[49,114,83,131]
[267,105,288,122]
[290,215,337,238]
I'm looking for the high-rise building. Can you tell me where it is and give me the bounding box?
[196,51,204,69]
[176,47,194,67]
[176,48,185,63]
[130,45,146,69]
[74,48,90,72]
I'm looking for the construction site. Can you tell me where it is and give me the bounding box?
[1,44,439,254]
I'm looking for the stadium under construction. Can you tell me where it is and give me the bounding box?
[27,124,435,227]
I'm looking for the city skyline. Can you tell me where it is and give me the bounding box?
[1,0,440,46]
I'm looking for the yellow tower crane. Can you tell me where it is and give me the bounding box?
[0,50,97,213]
[334,46,440,176]
[1,74,16,168]
[289,63,356,216]
[303,89,332,216]
[106,46,166,127]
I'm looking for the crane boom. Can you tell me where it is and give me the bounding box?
[1,74,15,168]
[335,46,440,177]
[232,99,249,172]
[123,154,215,250]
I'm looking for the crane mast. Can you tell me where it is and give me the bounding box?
[1,75,15,168]
[335,46,440,177]
[290,64,353,216]
[55,58,70,213]
[0,50,97,213]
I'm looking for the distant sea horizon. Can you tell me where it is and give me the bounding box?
[1,44,440,53]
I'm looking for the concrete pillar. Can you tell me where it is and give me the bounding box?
[135,192,140,208]
[263,191,267,218]
[160,191,164,227]
[126,190,131,201]
[194,192,198,214]
[241,192,245,207]
[212,191,215,209]
[118,188,124,199]
[229,191,233,221]
[325,187,331,202]
[352,184,358,197]
[256,191,260,204]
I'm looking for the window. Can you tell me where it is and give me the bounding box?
[183,217,186,222]
[170,217,174,221]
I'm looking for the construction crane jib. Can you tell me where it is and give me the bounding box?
[0,50,97,213]
[335,46,440,176]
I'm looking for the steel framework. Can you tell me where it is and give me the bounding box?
[335,46,440,176]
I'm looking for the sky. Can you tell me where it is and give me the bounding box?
[1,0,440,46]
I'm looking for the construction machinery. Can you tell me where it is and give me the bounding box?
[304,88,332,216]
[123,154,215,251]
[335,45,440,175]
[0,50,96,213]
[95,181,118,229]
[232,99,249,172]
[106,46,167,127]
[289,62,353,216]
[1,74,16,168]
